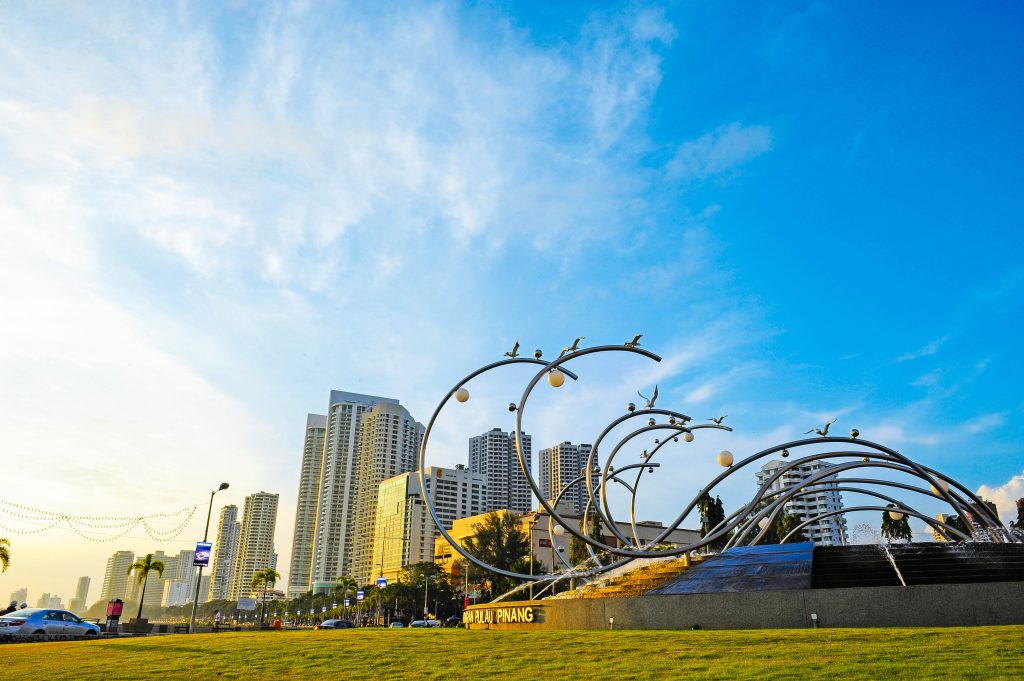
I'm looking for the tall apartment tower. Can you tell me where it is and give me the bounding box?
[309,391,399,591]
[539,441,593,515]
[99,550,135,602]
[349,402,425,584]
[371,466,487,583]
[287,413,327,598]
[228,491,279,600]
[469,428,533,513]
[9,587,28,606]
[755,459,847,546]
[208,505,240,601]
[68,576,91,613]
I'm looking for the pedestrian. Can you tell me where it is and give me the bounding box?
[0,601,16,615]
[213,610,222,632]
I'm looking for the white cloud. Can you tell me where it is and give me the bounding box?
[666,122,772,181]
[977,473,1024,526]
[895,334,952,362]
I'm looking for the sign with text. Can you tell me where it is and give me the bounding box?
[193,542,212,567]
[356,590,364,602]
[463,606,536,625]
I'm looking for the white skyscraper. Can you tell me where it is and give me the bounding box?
[370,466,486,583]
[287,413,327,598]
[349,401,424,585]
[209,505,240,601]
[539,441,593,515]
[755,459,847,546]
[309,391,399,590]
[228,492,279,601]
[68,576,90,613]
[469,428,533,513]
[99,550,135,602]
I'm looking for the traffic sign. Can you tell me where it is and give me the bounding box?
[376,577,387,589]
[356,590,364,602]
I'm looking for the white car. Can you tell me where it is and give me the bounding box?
[0,608,101,641]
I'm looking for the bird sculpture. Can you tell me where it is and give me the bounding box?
[560,337,585,357]
[637,385,659,409]
[504,341,520,358]
[804,419,836,437]
[708,415,727,425]
[625,334,643,349]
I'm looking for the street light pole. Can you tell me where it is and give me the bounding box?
[423,575,430,619]
[189,482,229,634]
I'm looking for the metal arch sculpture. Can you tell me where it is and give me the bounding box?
[418,339,1020,591]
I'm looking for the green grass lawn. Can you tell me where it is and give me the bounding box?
[5,627,1023,680]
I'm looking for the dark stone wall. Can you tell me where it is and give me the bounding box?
[464,582,1024,630]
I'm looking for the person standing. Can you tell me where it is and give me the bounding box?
[213,610,222,632]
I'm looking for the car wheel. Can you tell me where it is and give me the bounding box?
[85,631,98,638]
[32,630,47,642]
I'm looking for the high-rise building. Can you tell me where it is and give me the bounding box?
[68,576,91,613]
[310,391,398,591]
[287,413,327,598]
[99,550,135,602]
[469,428,533,513]
[371,466,487,583]
[539,441,593,515]
[209,505,240,601]
[9,587,28,606]
[755,460,847,546]
[349,402,425,584]
[159,549,203,607]
[228,491,279,600]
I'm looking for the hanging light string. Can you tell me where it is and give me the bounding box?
[0,499,197,543]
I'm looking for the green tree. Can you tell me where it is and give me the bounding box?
[463,511,531,599]
[776,513,808,543]
[126,553,165,621]
[880,506,913,543]
[335,575,358,603]
[697,493,730,550]
[1010,498,1024,536]
[251,567,282,624]
[569,511,603,567]
[942,514,972,540]
[0,538,9,572]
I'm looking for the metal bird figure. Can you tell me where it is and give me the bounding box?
[504,341,520,358]
[804,419,836,437]
[559,337,585,357]
[637,385,659,409]
[625,334,642,349]
[708,415,727,425]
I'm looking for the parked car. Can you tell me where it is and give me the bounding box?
[409,620,428,628]
[0,608,101,641]
[410,619,440,628]
[318,619,355,629]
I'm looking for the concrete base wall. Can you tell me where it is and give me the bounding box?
[465,582,1024,630]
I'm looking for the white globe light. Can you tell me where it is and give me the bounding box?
[930,480,949,495]
[547,369,565,388]
[758,517,769,529]
[717,450,734,467]
[454,387,469,403]
[683,432,694,443]
[552,524,565,537]
[888,510,905,521]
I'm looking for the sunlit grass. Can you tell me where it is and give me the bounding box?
[5,626,1023,680]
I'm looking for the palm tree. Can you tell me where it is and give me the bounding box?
[251,568,282,624]
[0,538,10,572]
[127,553,165,621]
[335,575,358,619]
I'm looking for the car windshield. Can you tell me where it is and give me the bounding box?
[3,609,42,618]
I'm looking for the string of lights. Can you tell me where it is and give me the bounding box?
[0,499,198,543]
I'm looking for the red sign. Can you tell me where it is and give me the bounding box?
[464,597,470,608]
[539,538,551,548]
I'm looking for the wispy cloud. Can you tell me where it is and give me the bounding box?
[666,122,772,181]
[895,334,952,362]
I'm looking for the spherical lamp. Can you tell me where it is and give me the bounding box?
[552,524,565,538]
[683,432,694,443]
[454,387,469,403]
[888,509,905,521]
[547,369,565,387]
[930,480,949,495]
[717,450,734,467]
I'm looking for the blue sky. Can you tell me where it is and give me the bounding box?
[1,1,1021,599]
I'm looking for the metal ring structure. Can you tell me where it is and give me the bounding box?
[421,340,1019,595]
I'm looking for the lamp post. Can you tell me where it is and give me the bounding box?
[422,574,433,620]
[189,482,229,633]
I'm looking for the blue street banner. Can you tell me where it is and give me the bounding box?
[376,577,387,589]
[356,590,364,602]
[344,598,350,607]
[193,542,212,567]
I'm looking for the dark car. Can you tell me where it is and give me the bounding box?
[318,619,355,629]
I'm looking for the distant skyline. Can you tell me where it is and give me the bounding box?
[2,1,1022,599]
